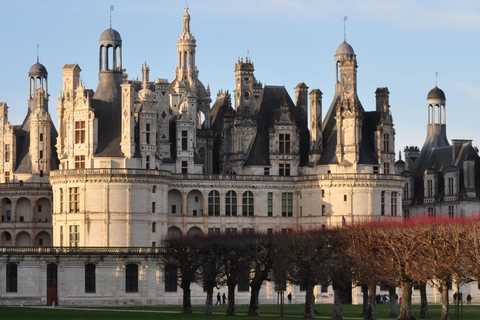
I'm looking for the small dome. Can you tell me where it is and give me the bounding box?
[29,62,48,77]
[99,28,122,45]
[427,86,446,100]
[336,41,355,56]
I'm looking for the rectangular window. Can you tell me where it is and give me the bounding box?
[225,228,237,234]
[165,265,178,292]
[384,162,390,174]
[69,225,79,247]
[59,188,64,213]
[391,192,397,216]
[69,187,80,213]
[321,284,328,293]
[152,222,156,233]
[322,205,326,216]
[39,150,44,159]
[279,134,291,154]
[4,144,10,163]
[40,133,43,142]
[448,206,455,219]
[267,192,273,217]
[38,205,42,213]
[6,263,17,292]
[181,130,188,150]
[85,264,96,293]
[75,121,86,144]
[279,163,290,176]
[344,195,347,201]
[4,171,9,183]
[60,225,64,247]
[264,167,270,176]
[381,191,385,216]
[47,264,57,286]
[281,193,293,217]
[321,189,325,198]
[182,161,188,174]
[403,209,410,219]
[427,207,435,217]
[404,183,409,199]
[75,155,85,169]
[171,205,176,214]
[267,228,273,235]
[447,178,454,196]
[125,264,138,293]
[152,202,156,213]
[146,123,151,145]
[383,134,389,153]
[427,180,433,197]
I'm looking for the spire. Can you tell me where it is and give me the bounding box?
[36,43,40,63]
[142,62,149,90]
[110,5,114,29]
[183,5,190,33]
[343,16,348,42]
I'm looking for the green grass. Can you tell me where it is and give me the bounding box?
[1,303,480,319]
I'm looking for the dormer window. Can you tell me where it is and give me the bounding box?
[279,134,290,154]
[75,121,86,144]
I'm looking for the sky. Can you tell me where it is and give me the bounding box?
[1,0,480,157]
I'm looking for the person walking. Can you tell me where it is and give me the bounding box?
[287,292,292,304]
[467,293,472,305]
[215,292,221,305]
[222,293,227,305]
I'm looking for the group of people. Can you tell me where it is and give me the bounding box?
[454,292,473,305]
[215,292,227,305]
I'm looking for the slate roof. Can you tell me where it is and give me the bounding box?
[210,94,233,173]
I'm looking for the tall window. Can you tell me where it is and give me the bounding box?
[152,222,156,233]
[181,161,188,174]
[281,193,293,217]
[165,264,178,292]
[125,264,138,292]
[85,264,96,293]
[181,130,188,150]
[47,264,57,287]
[4,144,10,162]
[279,134,290,154]
[152,202,156,213]
[208,190,220,216]
[69,225,80,247]
[225,191,237,216]
[404,183,409,199]
[75,121,86,144]
[146,123,151,144]
[4,171,9,183]
[391,192,397,216]
[383,162,390,174]
[403,209,410,219]
[6,263,17,292]
[448,206,455,219]
[69,187,79,213]
[279,163,290,176]
[447,178,454,195]
[59,188,63,213]
[427,180,433,197]
[267,192,273,217]
[383,134,389,152]
[60,225,64,247]
[75,155,85,169]
[242,191,254,217]
[427,207,435,217]
[39,150,44,159]
[381,191,385,216]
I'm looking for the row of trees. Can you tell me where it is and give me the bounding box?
[162,217,480,320]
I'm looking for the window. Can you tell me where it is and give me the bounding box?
[40,133,43,142]
[125,264,138,292]
[165,265,178,292]
[60,226,64,247]
[447,178,454,196]
[391,192,397,216]
[267,228,273,235]
[171,205,176,214]
[208,227,220,235]
[38,205,42,213]
[381,191,385,216]
[4,144,10,162]
[344,195,347,201]
[321,189,325,198]
[267,192,273,217]
[279,163,290,176]
[384,162,390,174]
[322,205,326,216]
[242,228,254,234]
[152,202,156,213]
[75,155,85,169]
[225,191,237,216]
[264,167,270,176]
[427,207,435,217]
[4,171,9,183]
[427,180,433,198]
[59,188,63,212]
[6,263,17,292]
[448,206,455,219]
[40,170,43,177]
[152,222,156,233]
[383,134,389,153]
[152,186,157,193]
[181,130,188,150]
[146,156,150,169]
[69,225,80,247]
[39,150,43,159]
[208,190,220,216]
[47,264,58,286]
[85,264,96,293]
[181,161,188,174]
[69,187,80,213]
[146,123,151,144]
[279,134,290,154]
[75,121,86,144]
[403,209,410,219]
[321,284,328,293]
[404,183,409,199]
[242,191,254,217]
[281,193,293,217]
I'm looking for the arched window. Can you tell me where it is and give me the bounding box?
[242,191,254,217]
[208,190,220,216]
[126,264,138,292]
[225,191,237,216]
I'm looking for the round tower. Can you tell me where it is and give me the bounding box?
[28,61,48,112]
[423,86,449,148]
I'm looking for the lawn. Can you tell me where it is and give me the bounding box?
[1,303,479,319]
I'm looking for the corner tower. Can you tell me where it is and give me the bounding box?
[423,86,448,148]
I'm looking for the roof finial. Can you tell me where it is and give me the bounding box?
[435,71,438,86]
[110,5,114,28]
[36,43,40,63]
[343,16,348,42]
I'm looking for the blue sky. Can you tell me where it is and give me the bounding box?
[1,0,480,156]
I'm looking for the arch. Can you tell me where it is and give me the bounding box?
[242,191,254,217]
[187,190,203,216]
[35,197,51,222]
[187,226,203,237]
[35,231,51,246]
[1,197,13,222]
[167,226,182,239]
[16,197,32,222]
[208,190,220,216]
[0,231,12,246]
[225,190,237,216]
[16,231,32,246]
[167,189,182,215]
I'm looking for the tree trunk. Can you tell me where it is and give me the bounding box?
[361,284,368,316]
[419,283,430,319]
[226,282,236,316]
[332,282,344,320]
[204,283,214,315]
[440,281,450,320]
[364,284,376,320]
[247,282,262,316]
[303,283,316,319]
[398,280,414,320]
[181,281,192,314]
[389,285,397,318]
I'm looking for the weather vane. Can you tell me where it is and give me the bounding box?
[110,5,114,28]
[435,72,438,86]
[343,16,348,41]
[36,43,40,63]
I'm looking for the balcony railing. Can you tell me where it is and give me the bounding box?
[0,246,164,255]
[0,182,51,189]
